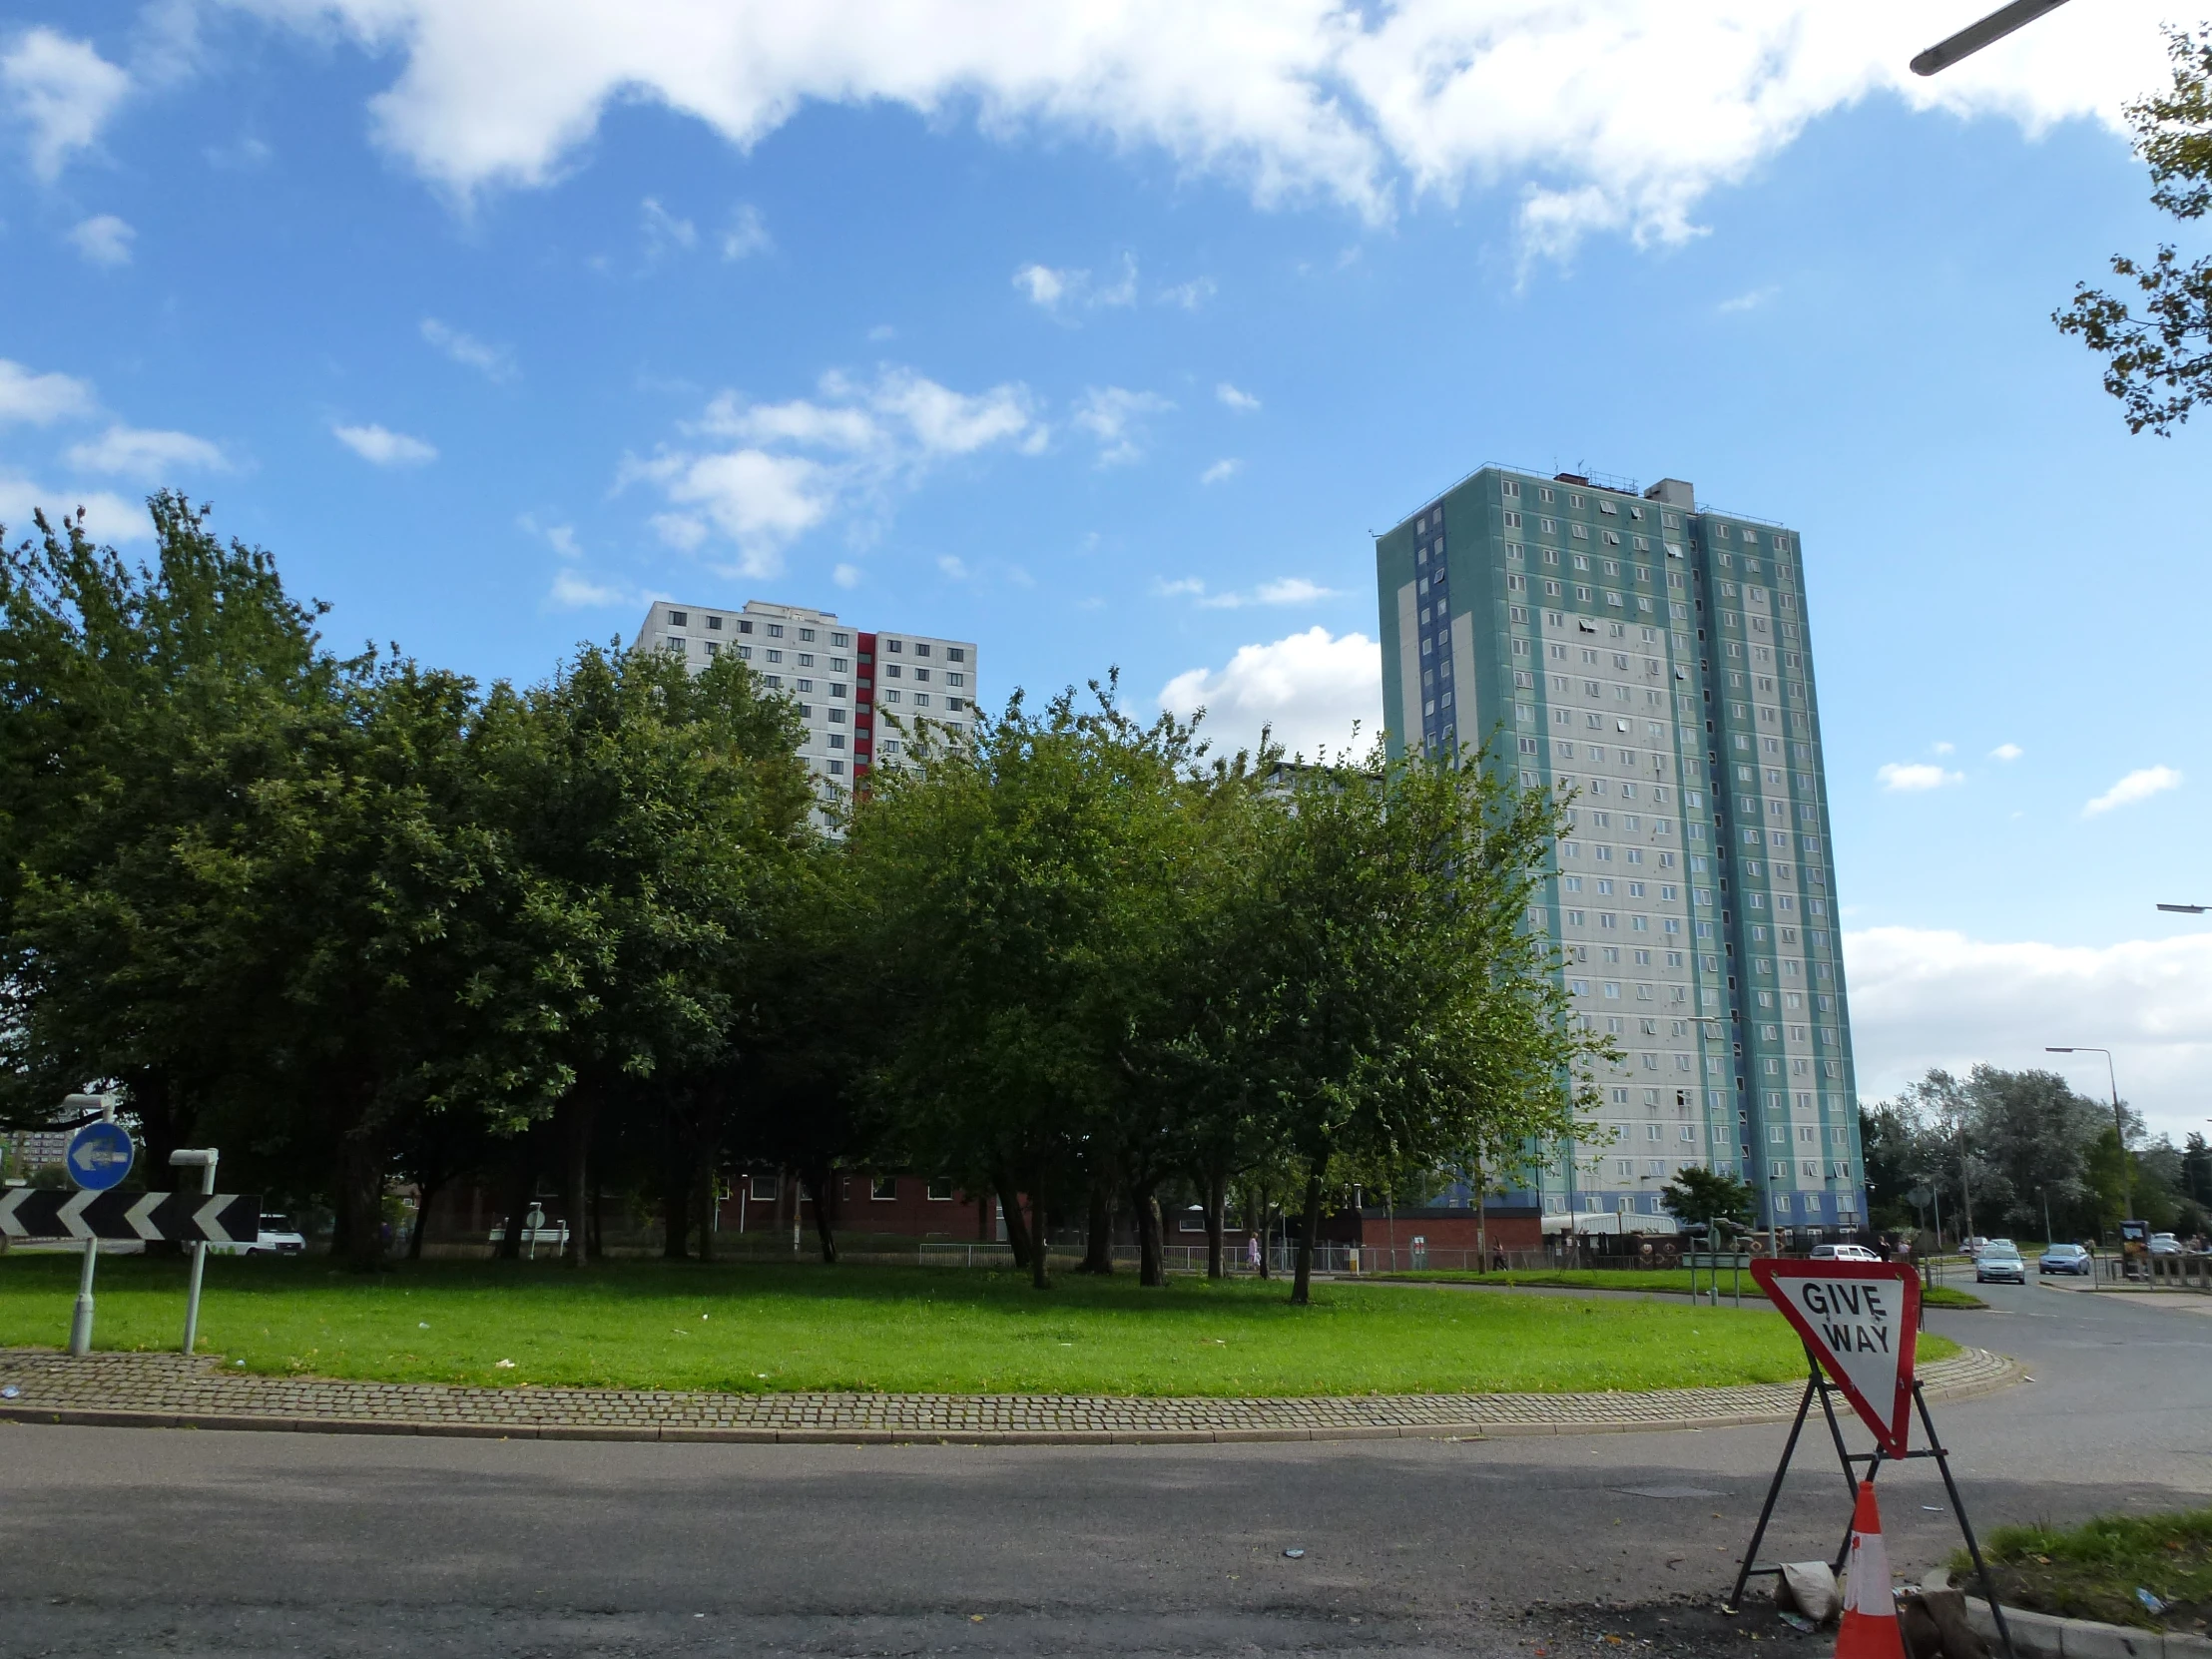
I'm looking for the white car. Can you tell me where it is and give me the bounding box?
[1809,1243,1881,1262]
[210,1213,307,1257]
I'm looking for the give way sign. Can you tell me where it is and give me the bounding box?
[1750,1260,1921,1457]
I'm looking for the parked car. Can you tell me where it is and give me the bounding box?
[2149,1233,2184,1257]
[209,1213,307,1257]
[2039,1243,2092,1276]
[1974,1240,2026,1284]
[1961,1236,1990,1259]
[1809,1243,1882,1262]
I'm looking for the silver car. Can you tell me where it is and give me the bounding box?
[1975,1241,2026,1284]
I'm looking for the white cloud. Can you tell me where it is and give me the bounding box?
[65,424,228,480]
[1,29,129,182]
[546,568,630,609]
[1216,382,1261,412]
[1200,458,1240,485]
[518,512,583,559]
[1876,762,1962,793]
[333,422,437,465]
[1847,926,2212,1144]
[1159,276,1216,309]
[1014,255,1138,312]
[2084,765,2182,817]
[0,476,150,542]
[234,2,2168,256]
[1156,574,1338,608]
[620,364,1041,576]
[641,195,697,259]
[1072,385,1170,465]
[1160,626,1382,762]
[420,317,516,380]
[1932,741,1954,756]
[832,562,861,589]
[937,554,969,579]
[67,214,135,267]
[1012,264,1068,308]
[0,359,95,425]
[1989,743,2024,762]
[721,203,771,261]
[1716,285,1777,313]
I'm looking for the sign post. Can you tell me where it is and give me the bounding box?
[169,1148,220,1354]
[1726,1259,2016,1659]
[61,1096,133,1358]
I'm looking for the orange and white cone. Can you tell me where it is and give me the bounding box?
[1836,1480,1907,1659]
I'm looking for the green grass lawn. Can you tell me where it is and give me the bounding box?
[1965,1509,2212,1631]
[1378,1267,1987,1309]
[0,1253,1916,1397]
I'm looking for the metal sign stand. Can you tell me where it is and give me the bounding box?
[1724,1346,2017,1659]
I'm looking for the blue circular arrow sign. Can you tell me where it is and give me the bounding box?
[65,1121,135,1192]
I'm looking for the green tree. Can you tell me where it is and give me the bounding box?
[1226,744,1602,1305]
[2056,27,2212,433]
[847,681,1205,1290]
[484,642,812,1268]
[1659,1165,1756,1232]
[0,497,337,1172]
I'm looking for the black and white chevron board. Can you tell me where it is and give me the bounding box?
[0,1188,260,1244]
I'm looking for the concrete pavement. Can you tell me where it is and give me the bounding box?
[1,1276,2204,1657]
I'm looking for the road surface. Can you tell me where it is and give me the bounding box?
[3,1274,2204,1657]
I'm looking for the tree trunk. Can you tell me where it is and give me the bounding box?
[1028,1169,1050,1291]
[994,1169,1032,1270]
[408,1178,441,1262]
[588,1172,605,1261]
[497,1140,534,1261]
[1079,1167,1115,1274]
[1473,1157,1489,1273]
[1203,1168,1227,1281]
[1133,1187,1165,1288]
[128,1070,191,1260]
[695,1088,724,1264]
[337,1114,388,1274]
[805,1162,839,1264]
[559,1087,595,1269]
[663,1168,692,1260]
[1291,1168,1325,1306]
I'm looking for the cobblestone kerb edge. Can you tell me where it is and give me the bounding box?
[0,1347,2021,1445]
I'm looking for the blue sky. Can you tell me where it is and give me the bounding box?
[6,1,2211,1134]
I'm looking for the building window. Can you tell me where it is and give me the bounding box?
[749,1173,779,1201]
[927,1178,955,1201]
[871,1176,897,1201]
[669,611,688,627]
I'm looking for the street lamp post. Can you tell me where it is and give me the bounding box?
[2047,1045,2131,1237]
[2039,1183,2053,1250]
[1912,0,2075,76]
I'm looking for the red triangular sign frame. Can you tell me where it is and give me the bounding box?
[1750,1260,1921,1457]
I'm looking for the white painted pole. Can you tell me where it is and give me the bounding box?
[173,1149,220,1355]
[65,1094,118,1359]
[68,1236,97,1357]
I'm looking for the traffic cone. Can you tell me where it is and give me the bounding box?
[1836,1480,1907,1659]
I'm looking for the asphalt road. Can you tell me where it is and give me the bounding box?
[4,1274,2207,1658]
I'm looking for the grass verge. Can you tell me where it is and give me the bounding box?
[1377,1268,1987,1310]
[0,1254,1895,1397]
[1963,1509,2212,1633]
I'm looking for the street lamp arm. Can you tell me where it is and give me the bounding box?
[1912,0,2074,77]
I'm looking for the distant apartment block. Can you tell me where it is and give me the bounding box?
[630,599,978,818]
[1374,466,1864,1233]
